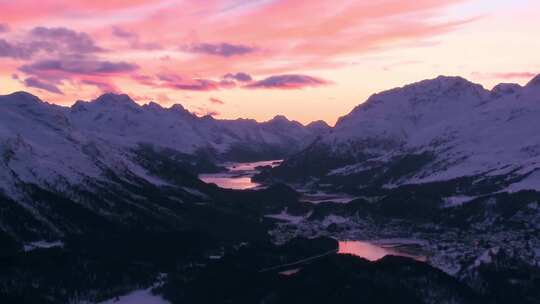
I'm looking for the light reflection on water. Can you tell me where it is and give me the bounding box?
[338,241,426,262]
[199,160,282,190]
[199,175,259,190]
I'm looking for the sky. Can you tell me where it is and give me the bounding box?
[1,0,539,125]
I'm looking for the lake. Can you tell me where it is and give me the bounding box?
[338,240,427,262]
[200,160,359,204]
[199,160,282,190]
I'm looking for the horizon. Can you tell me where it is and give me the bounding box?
[1,0,539,125]
[4,72,539,127]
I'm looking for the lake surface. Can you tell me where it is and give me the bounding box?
[201,160,360,204]
[199,160,282,190]
[338,241,427,262]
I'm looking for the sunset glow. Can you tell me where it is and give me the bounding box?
[1,0,538,124]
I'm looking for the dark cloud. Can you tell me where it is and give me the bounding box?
[223,72,252,82]
[29,26,104,54]
[245,74,330,89]
[185,42,256,57]
[20,58,139,75]
[209,97,224,105]
[151,73,233,91]
[23,77,63,94]
[0,26,103,60]
[0,39,36,59]
[0,23,9,33]
[170,79,220,91]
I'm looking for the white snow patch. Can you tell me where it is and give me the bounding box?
[265,210,308,225]
[471,247,501,269]
[442,196,476,208]
[97,288,170,304]
[24,240,64,252]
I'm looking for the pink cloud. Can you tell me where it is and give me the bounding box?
[1,0,478,106]
[492,72,538,79]
[80,79,118,93]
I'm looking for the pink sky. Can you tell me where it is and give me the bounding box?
[1,0,538,124]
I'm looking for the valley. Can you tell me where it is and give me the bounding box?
[1,74,540,303]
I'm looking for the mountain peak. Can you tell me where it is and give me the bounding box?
[0,91,43,106]
[367,75,485,103]
[491,83,522,97]
[144,101,163,111]
[307,120,330,129]
[92,93,138,108]
[270,115,290,122]
[416,75,481,91]
[169,103,188,112]
[525,74,540,87]
[168,103,196,118]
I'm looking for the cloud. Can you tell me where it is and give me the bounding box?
[0,24,9,33]
[0,39,36,59]
[132,74,156,86]
[81,79,118,93]
[137,72,329,92]
[170,79,220,91]
[29,26,104,54]
[193,106,220,117]
[20,58,139,75]
[148,73,237,91]
[184,42,256,57]
[0,26,103,60]
[492,72,538,79]
[112,26,137,39]
[111,26,161,50]
[209,97,224,105]
[223,72,252,82]
[23,77,63,94]
[245,74,330,89]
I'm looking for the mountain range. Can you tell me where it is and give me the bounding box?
[264,74,540,197]
[1,74,540,303]
[0,91,326,243]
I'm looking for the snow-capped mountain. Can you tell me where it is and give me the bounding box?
[270,74,540,194]
[0,91,323,242]
[69,93,327,161]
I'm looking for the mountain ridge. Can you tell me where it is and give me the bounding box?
[262,74,540,195]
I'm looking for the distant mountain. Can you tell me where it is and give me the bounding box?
[265,74,540,195]
[69,93,327,161]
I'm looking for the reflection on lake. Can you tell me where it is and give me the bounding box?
[199,160,282,190]
[199,176,258,190]
[338,241,427,262]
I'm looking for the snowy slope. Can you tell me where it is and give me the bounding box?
[0,91,326,241]
[0,91,325,198]
[276,74,540,192]
[69,93,326,158]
